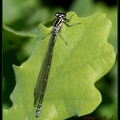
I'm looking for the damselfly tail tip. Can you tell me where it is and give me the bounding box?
[36,109,41,117]
[35,103,42,117]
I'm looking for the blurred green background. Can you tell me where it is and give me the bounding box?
[2,0,117,119]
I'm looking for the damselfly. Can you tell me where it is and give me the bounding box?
[34,12,81,117]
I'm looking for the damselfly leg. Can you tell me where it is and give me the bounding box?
[42,32,52,40]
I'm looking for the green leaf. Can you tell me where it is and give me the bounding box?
[3,0,37,24]
[3,12,116,120]
[3,24,37,38]
[2,24,37,57]
[70,0,117,53]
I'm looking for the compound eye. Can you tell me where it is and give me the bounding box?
[62,15,66,19]
[63,14,66,18]
[55,12,60,17]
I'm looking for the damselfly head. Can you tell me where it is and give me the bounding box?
[55,12,66,20]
